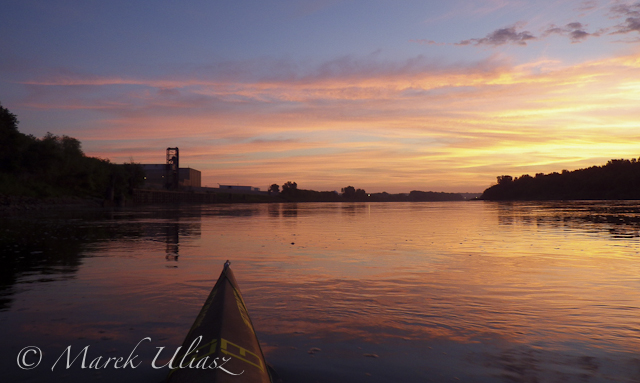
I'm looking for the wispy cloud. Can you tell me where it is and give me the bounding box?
[15,51,640,192]
[408,39,445,46]
[577,0,599,12]
[610,2,640,18]
[456,24,536,46]
[6,1,640,193]
[610,2,640,35]
[419,2,640,48]
[543,22,605,42]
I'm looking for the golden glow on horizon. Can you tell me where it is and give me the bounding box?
[20,51,640,192]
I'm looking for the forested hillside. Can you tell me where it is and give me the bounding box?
[481,159,640,200]
[0,103,143,199]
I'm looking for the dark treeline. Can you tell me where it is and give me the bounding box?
[271,182,464,202]
[0,103,144,201]
[481,158,640,201]
[1,102,463,204]
[371,190,465,202]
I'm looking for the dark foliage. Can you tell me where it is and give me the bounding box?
[276,181,341,202]
[368,190,464,202]
[341,185,367,200]
[281,181,297,195]
[0,102,144,199]
[481,159,640,200]
[274,180,464,202]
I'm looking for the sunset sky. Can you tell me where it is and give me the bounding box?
[2,0,640,193]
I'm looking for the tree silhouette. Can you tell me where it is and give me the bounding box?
[341,186,356,199]
[482,158,640,200]
[0,102,143,199]
[0,102,28,173]
[0,102,19,136]
[282,181,297,193]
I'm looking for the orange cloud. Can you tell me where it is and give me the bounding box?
[16,51,640,192]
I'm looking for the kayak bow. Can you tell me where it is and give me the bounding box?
[166,261,273,383]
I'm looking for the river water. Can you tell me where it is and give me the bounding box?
[1,201,639,382]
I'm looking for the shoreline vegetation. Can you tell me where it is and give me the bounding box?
[0,103,144,209]
[0,103,467,208]
[271,182,465,202]
[480,158,640,201]
[6,103,637,206]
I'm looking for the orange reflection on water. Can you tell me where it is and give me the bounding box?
[2,202,640,383]
[186,202,640,353]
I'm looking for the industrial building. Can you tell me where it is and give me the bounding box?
[141,164,202,189]
[141,148,201,189]
[140,148,261,193]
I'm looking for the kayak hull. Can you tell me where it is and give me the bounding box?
[166,263,272,383]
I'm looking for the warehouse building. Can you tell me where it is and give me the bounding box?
[141,164,201,189]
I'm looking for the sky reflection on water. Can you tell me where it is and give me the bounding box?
[1,201,639,382]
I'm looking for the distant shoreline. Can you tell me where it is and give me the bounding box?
[132,187,474,204]
[480,158,640,201]
[0,190,478,212]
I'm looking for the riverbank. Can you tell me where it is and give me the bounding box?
[0,194,103,213]
[133,188,275,204]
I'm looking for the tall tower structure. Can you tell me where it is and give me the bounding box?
[165,147,179,190]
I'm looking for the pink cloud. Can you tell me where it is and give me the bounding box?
[11,51,640,192]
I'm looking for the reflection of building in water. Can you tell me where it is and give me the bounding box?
[133,208,203,262]
[166,223,179,261]
[160,215,202,262]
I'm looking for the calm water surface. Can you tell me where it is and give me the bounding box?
[1,201,639,382]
